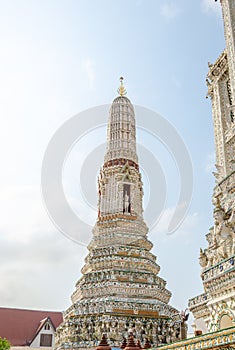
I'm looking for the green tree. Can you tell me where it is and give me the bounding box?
[0,337,10,350]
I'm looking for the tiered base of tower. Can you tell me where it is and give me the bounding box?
[55,216,184,349]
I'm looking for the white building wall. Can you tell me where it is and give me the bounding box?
[30,321,55,348]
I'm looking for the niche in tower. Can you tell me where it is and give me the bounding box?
[226,78,234,123]
[123,184,131,214]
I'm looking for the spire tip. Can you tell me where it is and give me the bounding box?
[117,77,127,96]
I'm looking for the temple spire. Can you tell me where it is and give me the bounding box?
[105,84,138,164]
[55,80,181,350]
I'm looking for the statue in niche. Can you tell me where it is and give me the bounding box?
[213,202,233,259]
[80,323,89,341]
[109,320,119,341]
[124,191,129,212]
[123,184,131,214]
[203,227,219,267]
[93,323,100,340]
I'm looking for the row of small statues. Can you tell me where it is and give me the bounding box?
[72,326,179,342]
[199,203,235,268]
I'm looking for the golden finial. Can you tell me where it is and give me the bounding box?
[117,76,127,96]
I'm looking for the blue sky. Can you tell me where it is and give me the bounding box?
[0,0,224,328]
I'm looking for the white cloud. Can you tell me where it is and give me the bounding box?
[0,185,51,242]
[201,0,221,16]
[0,229,86,310]
[160,3,181,20]
[0,184,87,310]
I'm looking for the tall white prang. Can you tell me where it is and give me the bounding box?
[55,78,184,349]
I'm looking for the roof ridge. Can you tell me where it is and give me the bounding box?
[0,306,62,313]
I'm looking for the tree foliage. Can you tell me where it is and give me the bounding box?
[0,337,10,350]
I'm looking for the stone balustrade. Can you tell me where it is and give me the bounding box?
[201,255,235,283]
[188,293,208,309]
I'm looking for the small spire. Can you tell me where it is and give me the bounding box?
[143,338,151,349]
[96,334,111,350]
[125,335,138,350]
[118,76,127,96]
[121,337,127,349]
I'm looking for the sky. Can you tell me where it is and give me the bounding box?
[0,0,225,328]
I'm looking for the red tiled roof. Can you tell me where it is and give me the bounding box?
[0,307,63,346]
